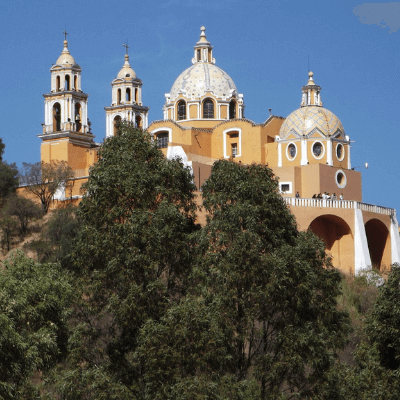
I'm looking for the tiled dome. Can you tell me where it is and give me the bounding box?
[169,63,237,101]
[280,106,345,139]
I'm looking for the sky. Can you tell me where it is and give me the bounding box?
[0,0,399,212]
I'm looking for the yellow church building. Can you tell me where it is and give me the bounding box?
[37,27,400,275]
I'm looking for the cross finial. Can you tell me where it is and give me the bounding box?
[63,30,68,40]
[123,43,129,55]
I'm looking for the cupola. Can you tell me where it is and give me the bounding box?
[163,26,244,123]
[104,44,149,137]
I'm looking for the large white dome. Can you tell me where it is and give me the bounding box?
[169,62,237,101]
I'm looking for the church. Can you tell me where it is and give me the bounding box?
[37,27,400,275]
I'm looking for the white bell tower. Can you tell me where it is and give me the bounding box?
[105,44,149,137]
[39,31,94,144]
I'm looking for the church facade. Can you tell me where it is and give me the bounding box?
[37,28,400,275]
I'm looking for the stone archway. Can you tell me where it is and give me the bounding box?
[365,218,390,270]
[309,214,353,273]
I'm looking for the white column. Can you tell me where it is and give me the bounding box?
[390,212,400,265]
[301,139,308,165]
[354,209,372,273]
[327,140,333,166]
[277,139,282,167]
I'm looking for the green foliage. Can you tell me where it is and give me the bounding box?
[0,212,18,252]
[20,160,74,213]
[365,264,400,370]
[46,206,80,265]
[5,194,42,236]
[0,139,18,200]
[23,206,80,265]
[0,161,18,200]
[136,161,350,399]
[0,251,74,398]
[57,123,198,398]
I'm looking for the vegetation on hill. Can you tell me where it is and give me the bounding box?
[0,126,399,399]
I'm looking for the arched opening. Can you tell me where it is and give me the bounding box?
[156,131,169,148]
[113,115,122,136]
[65,75,70,91]
[75,103,81,132]
[56,76,61,92]
[177,100,186,120]
[309,214,353,273]
[135,115,142,128]
[53,103,61,131]
[135,88,138,103]
[74,75,77,91]
[126,88,131,102]
[117,89,122,104]
[365,219,390,270]
[203,98,214,119]
[229,100,236,119]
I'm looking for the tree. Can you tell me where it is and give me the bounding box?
[5,194,42,236]
[20,160,74,213]
[365,264,400,370]
[0,251,74,398]
[0,212,18,252]
[0,138,18,200]
[25,205,80,265]
[45,205,80,265]
[136,161,350,399]
[55,123,197,398]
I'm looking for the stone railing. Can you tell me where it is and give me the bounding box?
[283,197,395,216]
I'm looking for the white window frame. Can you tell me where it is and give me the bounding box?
[286,142,297,161]
[279,181,293,194]
[223,128,242,159]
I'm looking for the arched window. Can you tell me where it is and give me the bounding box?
[56,76,61,92]
[135,88,138,103]
[156,132,169,148]
[229,100,236,119]
[117,89,122,104]
[53,103,61,131]
[74,75,77,91]
[126,88,131,102]
[65,75,70,91]
[177,100,186,120]
[75,103,81,132]
[113,116,122,136]
[136,115,142,128]
[203,98,214,119]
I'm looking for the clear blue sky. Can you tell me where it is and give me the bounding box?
[0,0,399,212]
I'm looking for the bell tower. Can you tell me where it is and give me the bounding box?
[105,44,149,137]
[39,32,96,177]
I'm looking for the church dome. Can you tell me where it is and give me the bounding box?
[279,106,345,139]
[116,54,137,79]
[169,63,237,101]
[279,72,345,139]
[56,40,76,66]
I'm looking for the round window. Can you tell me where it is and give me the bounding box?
[312,141,324,159]
[287,143,297,160]
[336,143,344,161]
[335,170,347,189]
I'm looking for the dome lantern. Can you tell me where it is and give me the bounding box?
[192,26,215,64]
[301,71,322,107]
